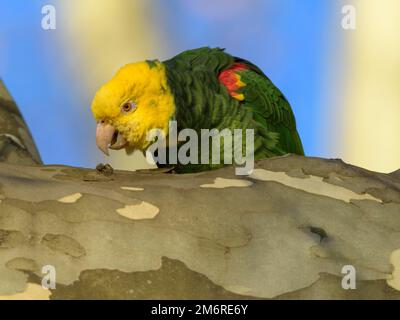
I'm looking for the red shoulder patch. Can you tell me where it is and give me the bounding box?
[218,63,248,101]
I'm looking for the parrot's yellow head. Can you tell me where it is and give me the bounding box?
[91,61,175,155]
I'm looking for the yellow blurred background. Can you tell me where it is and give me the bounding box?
[61,0,163,170]
[340,0,400,173]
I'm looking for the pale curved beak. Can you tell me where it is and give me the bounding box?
[96,121,128,156]
[96,121,115,156]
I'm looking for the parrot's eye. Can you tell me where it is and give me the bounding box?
[121,101,136,114]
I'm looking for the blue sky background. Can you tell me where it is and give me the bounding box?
[0,0,338,168]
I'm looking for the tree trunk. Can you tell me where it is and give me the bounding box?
[0,79,42,165]
[0,81,399,300]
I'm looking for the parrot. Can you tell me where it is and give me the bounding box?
[91,47,304,173]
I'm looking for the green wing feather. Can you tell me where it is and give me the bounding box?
[233,60,305,156]
[162,47,304,172]
[163,47,233,74]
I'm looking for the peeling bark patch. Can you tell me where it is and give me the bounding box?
[6,257,38,272]
[250,169,382,203]
[121,186,144,191]
[41,234,86,258]
[49,257,257,300]
[387,249,400,291]
[276,273,400,299]
[309,245,329,258]
[224,285,253,295]
[200,178,253,189]
[0,230,27,248]
[57,193,82,203]
[0,134,25,149]
[116,202,160,220]
[0,283,50,300]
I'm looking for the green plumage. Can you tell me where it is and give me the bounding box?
[162,47,304,172]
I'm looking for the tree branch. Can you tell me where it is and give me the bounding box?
[0,79,42,165]
[0,81,399,300]
[0,155,399,299]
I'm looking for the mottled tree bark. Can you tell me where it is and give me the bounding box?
[0,155,399,300]
[0,81,399,300]
[0,80,42,165]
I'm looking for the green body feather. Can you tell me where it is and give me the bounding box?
[162,47,304,172]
